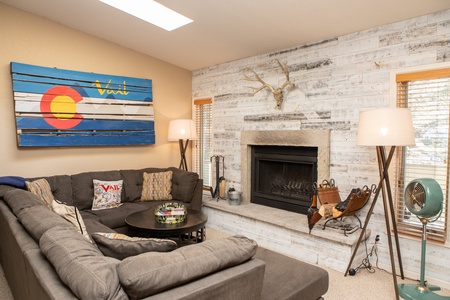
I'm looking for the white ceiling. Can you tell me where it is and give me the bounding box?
[3,0,450,71]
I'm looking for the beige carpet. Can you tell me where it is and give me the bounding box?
[206,227,450,300]
[0,227,448,299]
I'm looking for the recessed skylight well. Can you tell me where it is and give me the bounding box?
[98,0,193,31]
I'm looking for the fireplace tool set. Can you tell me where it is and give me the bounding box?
[210,155,226,201]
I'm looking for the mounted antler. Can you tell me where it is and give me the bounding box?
[243,59,295,109]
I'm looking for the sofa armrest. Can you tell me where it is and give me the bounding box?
[145,258,265,300]
[190,179,203,211]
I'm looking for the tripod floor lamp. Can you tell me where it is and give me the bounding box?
[168,119,197,171]
[346,108,415,300]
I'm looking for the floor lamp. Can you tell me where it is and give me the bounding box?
[346,108,415,300]
[168,119,197,171]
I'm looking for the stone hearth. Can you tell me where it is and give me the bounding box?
[203,195,369,273]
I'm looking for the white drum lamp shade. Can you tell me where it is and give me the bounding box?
[168,119,197,141]
[357,108,415,147]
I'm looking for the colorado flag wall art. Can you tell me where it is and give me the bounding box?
[11,62,154,147]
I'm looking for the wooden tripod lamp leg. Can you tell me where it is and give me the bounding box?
[178,139,189,171]
[345,146,404,300]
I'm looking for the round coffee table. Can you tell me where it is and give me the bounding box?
[126,209,208,244]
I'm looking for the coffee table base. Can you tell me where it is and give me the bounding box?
[128,226,206,245]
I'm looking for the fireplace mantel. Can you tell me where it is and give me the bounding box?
[241,130,330,205]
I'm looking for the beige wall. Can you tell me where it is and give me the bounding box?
[0,3,192,177]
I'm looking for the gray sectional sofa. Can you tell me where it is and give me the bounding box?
[0,167,265,300]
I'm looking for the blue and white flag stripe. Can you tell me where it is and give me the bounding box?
[11,62,155,147]
[16,118,154,131]
[19,132,155,147]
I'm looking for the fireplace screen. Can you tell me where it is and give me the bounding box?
[251,145,317,214]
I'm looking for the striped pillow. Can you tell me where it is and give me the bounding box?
[91,233,177,260]
[25,178,54,207]
[141,171,173,201]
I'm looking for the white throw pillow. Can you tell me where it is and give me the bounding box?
[92,179,123,211]
[51,200,91,241]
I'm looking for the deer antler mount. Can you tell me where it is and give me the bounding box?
[243,59,295,109]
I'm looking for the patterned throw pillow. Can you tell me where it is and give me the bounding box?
[91,232,177,260]
[25,178,54,207]
[141,171,173,201]
[92,179,123,211]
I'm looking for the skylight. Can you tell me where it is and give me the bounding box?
[98,0,193,31]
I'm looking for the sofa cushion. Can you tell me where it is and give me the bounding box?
[51,200,90,241]
[92,233,177,260]
[141,171,173,201]
[17,205,73,241]
[255,247,329,300]
[3,189,48,216]
[25,178,54,207]
[92,179,124,211]
[71,171,122,210]
[120,168,167,202]
[84,218,116,235]
[118,235,257,299]
[87,202,152,229]
[168,167,199,203]
[40,226,128,300]
[42,175,73,205]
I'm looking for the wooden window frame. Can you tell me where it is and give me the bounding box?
[394,66,450,243]
[193,98,213,190]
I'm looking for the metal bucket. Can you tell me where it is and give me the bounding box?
[228,191,242,206]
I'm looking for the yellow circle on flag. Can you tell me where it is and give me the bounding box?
[50,95,77,119]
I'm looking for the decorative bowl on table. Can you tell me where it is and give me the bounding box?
[154,202,187,224]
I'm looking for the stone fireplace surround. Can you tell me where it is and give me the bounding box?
[203,129,370,273]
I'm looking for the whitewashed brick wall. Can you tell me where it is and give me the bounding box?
[193,9,450,286]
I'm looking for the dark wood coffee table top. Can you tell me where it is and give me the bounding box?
[125,209,208,237]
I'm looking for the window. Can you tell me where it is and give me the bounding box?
[395,68,450,243]
[193,98,213,188]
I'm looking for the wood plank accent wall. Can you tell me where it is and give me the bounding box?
[11,62,154,147]
[192,9,450,282]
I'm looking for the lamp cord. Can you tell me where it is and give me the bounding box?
[350,234,380,275]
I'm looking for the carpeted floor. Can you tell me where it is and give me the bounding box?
[205,227,450,300]
[0,227,449,300]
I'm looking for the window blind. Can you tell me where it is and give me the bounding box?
[395,70,450,243]
[194,99,213,188]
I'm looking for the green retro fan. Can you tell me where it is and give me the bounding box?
[398,178,449,300]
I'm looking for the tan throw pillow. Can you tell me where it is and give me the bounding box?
[141,171,173,201]
[25,178,54,207]
[51,200,91,241]
[91,233,177,260]
[92,179,123,211]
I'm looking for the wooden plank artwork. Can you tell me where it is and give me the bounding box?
[11,62,154,147]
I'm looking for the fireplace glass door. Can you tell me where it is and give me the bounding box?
[251,146,317,214]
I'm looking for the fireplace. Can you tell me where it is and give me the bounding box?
[241,130,330,210]
[251,145,317,214]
